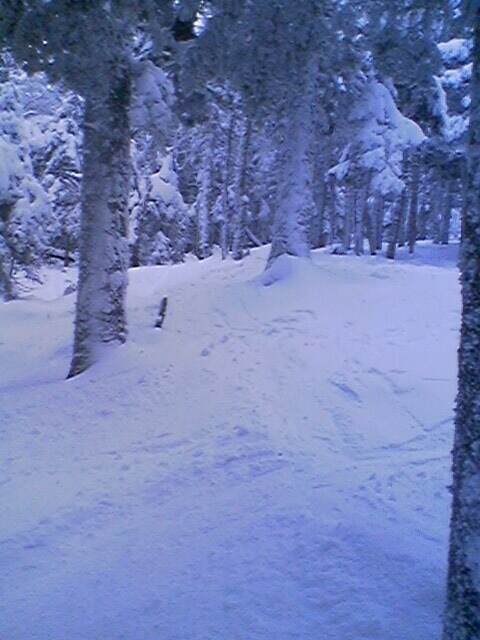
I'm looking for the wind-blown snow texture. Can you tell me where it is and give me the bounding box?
[1,244,460,639]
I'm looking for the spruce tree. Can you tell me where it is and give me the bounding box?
[1,0,201,376]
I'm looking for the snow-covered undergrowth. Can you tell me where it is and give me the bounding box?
[0,244,460,640]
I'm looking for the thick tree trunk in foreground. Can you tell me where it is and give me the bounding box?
[443,7,480,638]
[68,77,131,378]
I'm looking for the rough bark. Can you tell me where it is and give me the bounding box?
[68,76,131,378]
[443,7,480,638]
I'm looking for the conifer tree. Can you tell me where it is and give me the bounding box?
[1,0,201,376]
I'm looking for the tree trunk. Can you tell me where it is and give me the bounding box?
[329,176,336,245]
[343,183,355,253]
[364,195,376,256]
[0,257,16,301]
[443,7,480,638]
[266,97,312,268]
[386,190,406,260]
[196,123,214,260]
[432,164,442,244]
[68,76,131,378]
[220,106,237,259]
[232,118,252,260]
[355,174,370,255]
[418,200,428,241]
[407,153,420,254]
[440,177,454,245]
[374,193,384,251]
[311,134,331,249]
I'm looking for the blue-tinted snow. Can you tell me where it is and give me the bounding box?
[0,244,460,639]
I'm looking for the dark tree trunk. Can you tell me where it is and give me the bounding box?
[407,153,420,254]
[443,7,480,638]
[220,108,237,259]
[440,177,454,245]
[364,196,376,256]
[386,190,407,260]
[68,75,131,378]
[232,118,252,260]
[374,194,384,251]
[343,183,355,253]
[0,257,16,301]
[432,164,442,244]
[329,176,336,245]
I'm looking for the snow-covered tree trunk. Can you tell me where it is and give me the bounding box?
[443,6,480,638]
[418,198,428,241]
[196,123,214,260]
[354,174,370,255]
[311,132,332,249]
[266,97,313,268]
[68,78,131,378]
[220,109,237,259]
[232,118,252,261]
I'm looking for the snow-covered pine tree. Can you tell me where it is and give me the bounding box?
[0,58,52,297]
[329,79,425,257]
[1,0,202,377]
[32,94,83,267]
[132,152,188,265]
[193,0,342,270]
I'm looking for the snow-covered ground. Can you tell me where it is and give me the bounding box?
[1,243,460,640]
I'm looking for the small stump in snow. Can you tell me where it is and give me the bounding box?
[155,296,168,328]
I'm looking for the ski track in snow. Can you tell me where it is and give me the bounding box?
[0,244,460,639]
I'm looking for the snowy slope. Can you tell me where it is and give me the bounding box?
[0,244,460,640]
